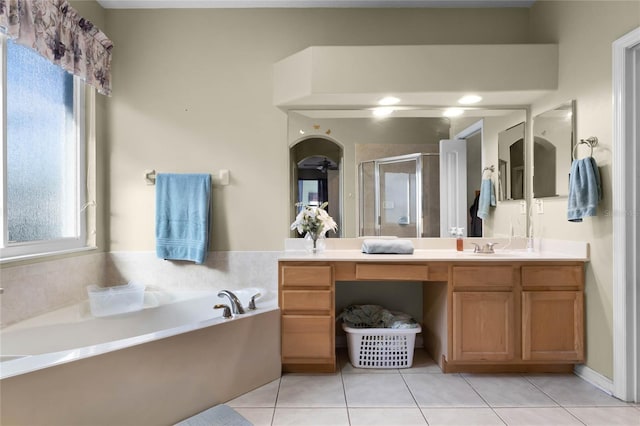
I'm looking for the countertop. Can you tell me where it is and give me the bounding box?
[278,249,588,262]
[279,238,589,262]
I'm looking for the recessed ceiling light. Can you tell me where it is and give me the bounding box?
[373,107,394,118]
[378,96,400,106]
[458,95,482,105]
[443,107,464,117]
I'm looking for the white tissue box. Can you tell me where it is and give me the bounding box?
[87,282,145,317]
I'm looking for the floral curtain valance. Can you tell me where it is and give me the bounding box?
[0,0,113,96]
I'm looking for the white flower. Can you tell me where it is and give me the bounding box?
[290,202,338,240]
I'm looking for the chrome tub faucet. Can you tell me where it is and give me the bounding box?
[217,290,246,314]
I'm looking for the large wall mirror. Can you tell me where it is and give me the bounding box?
[288,108,528,239]
[533,100,575,198]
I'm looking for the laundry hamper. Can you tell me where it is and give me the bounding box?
[342,322,421,369]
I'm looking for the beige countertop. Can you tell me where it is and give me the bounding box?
[280,238,589,262]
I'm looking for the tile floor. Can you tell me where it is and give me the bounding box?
[227,350,640,426]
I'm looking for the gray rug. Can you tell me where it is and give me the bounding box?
[174,404,253,426]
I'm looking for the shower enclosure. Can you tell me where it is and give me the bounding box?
[359,153,440,238]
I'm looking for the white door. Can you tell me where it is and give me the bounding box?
[439,139,467,237]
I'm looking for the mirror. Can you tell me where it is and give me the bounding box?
[533,100,575,198]
[497,122,526,201]
[288,108,528,239]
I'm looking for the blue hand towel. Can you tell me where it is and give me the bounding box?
[156,173,211,264]
[477,178,496,220]
[361,239,414,254]
[568,157,602,222]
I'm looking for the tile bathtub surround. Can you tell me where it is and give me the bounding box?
[106,251,279,296]
[1,250,278,328]
[0,252,105,327]
[226,350,638,426]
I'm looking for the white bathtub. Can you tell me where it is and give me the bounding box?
[0,287,281,426]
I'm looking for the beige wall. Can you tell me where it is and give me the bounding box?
[528,0,639,379]
[100,3,638,380]
[104,8,529,252]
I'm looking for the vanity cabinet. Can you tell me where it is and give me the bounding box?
[278,258,585,374]
[279,264,335,372]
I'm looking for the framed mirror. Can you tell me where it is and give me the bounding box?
[533,100,575,198]
[497,121,526,201]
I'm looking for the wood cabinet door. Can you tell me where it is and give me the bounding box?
[522,291,584,361]
[281,316,334,361]
[452,292,515,361]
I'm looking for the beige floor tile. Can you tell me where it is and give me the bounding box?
[494,407,583,425]
[233,408,274,426]
[227,378,280,407]
[343,373,417,407]
[349,407,428,425]
[338,348,400,374]
[404,373,488,407]
[272,407,350,426]
[276,374,346,408]
[526,374,627,407]
[421,407,505,425]
[566,406,640,425]
[401,349,443,374]
[463,374,557,407]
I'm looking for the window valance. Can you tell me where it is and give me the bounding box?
[0,0,113,96]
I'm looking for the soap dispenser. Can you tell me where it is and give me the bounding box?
[456,227,464,251]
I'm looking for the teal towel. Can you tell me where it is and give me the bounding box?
[156,173,211,264]
[361,239,414,254]
[568,157,602,222]
[477,178,496,220]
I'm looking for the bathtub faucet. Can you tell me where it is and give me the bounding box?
[217,290,246,314]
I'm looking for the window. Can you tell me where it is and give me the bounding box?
[1,37,88,260]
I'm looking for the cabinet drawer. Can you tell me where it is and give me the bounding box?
[355,263,429,281]
[281,290,332,314]
[452,266,514,290]
[281,266,332,288]
[522,266,584,290]
[282,316,333,359]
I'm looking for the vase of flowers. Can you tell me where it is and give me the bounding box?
[290,202,338,253]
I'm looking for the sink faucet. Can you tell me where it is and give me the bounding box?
[217,290,246,314]
[471,242,498,254]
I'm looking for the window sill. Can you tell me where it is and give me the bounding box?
[0,246,99,265]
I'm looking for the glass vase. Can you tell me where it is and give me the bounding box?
[305,233,326,254]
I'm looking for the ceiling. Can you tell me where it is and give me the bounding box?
[97,0,535,9]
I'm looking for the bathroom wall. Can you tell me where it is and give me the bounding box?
[104,7,529,252]
[528,0,639,380]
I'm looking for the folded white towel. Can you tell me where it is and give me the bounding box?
[361,239,414,254]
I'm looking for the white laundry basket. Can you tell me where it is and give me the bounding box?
[342,322,421,369]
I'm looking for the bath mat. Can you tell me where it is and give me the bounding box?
[174,404,253,426]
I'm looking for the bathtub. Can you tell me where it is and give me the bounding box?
[0,287,281,426]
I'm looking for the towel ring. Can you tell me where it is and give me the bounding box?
[572,137,598,160]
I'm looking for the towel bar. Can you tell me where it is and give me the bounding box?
[144,169,230,186]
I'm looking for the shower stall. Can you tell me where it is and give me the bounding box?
[359,153,440,238]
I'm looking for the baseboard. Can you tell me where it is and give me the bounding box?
[574,364,614,395]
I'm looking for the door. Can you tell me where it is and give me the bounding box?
[439,140,467,237]
[452,291,515,361]
[376,155,422,237]
[522,291,584,361]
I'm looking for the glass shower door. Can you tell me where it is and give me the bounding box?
[376,155,422,238]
